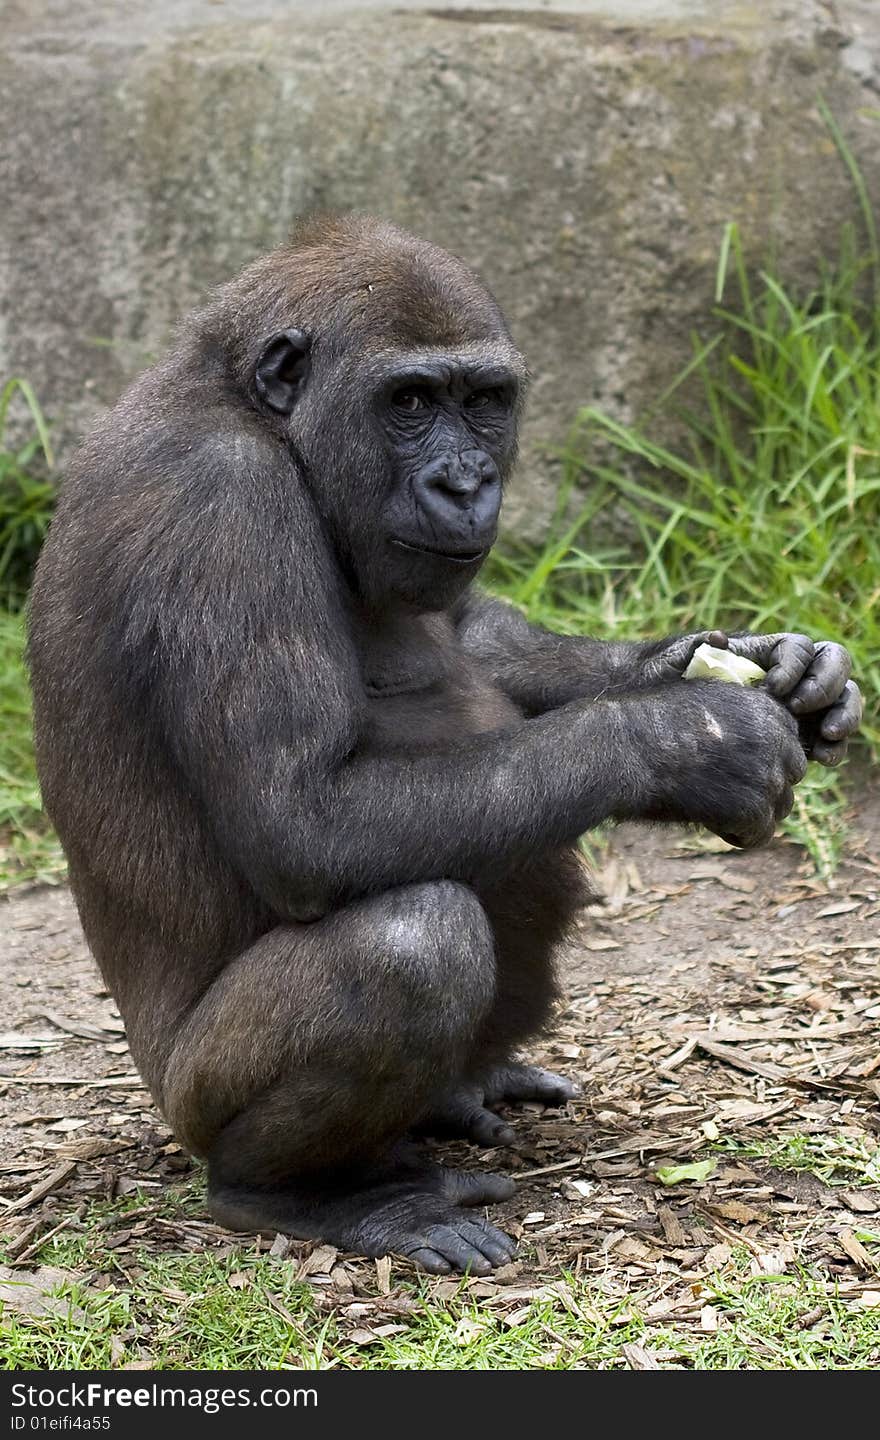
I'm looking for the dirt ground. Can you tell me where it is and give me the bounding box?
[2,787,879,1353]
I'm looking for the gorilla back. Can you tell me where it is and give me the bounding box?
[28,214,831,1273]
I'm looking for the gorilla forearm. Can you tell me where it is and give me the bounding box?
[455,591,668,713]
[183,695,646,915]
[177,679,803,919]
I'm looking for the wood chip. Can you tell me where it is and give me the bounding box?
[657,1205,690,1246]
[0,1032,63,1051]
[375,1256,392,1295]
[842,1191,879,1215]
[4,1161,78,1216]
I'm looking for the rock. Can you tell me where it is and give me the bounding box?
[1,1,879,529]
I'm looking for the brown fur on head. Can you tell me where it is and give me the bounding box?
[205,213,522,386]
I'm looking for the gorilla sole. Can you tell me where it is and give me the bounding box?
[27,215,860,1272]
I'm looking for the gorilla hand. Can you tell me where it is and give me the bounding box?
[724,633,862,767]
[649,682,808,848]
[641,630,862,767]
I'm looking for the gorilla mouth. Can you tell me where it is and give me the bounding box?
[390,538,486,565]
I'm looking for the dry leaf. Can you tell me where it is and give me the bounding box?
[347,1324,407,1347]
[55,1136,133,1161]
[622,1341,663,1370]
[703,1243,733,1270]
[42,1011,124,1041]
[298,1245,338,1278]
[453,1317,489,1345]
[709,1200,767,1225]
[839,1230,876,1271]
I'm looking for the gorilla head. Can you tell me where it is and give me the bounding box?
[233,216,526,610]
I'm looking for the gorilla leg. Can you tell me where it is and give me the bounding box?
[162,880,516,1273]
[418,855,582,1146]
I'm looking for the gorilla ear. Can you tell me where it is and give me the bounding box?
[254,328,311,414]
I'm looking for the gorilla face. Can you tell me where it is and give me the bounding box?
[254,331,524,612]
[372,351,521,609]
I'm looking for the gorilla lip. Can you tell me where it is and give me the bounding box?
[390,537,487,565]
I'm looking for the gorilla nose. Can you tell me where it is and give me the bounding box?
[414,453,500,529]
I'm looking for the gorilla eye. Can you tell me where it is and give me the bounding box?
[392,388,430,413]
[465,389,498,411]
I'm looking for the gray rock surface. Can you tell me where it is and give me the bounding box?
[2,0,879,528]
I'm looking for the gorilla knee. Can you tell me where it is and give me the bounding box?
[361,881,496,1039]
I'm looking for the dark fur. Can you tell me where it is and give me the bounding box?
[27,216,810,1273]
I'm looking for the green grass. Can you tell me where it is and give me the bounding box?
[2,1202,878,1370]
[0,378,62,887]
[715,1132,880,1189]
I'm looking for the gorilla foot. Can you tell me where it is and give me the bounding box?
[207,1164,517,1275]
[419,1062,578,1146]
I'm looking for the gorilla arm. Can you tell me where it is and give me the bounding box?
[454,590,861,766]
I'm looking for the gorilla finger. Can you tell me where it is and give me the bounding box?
[443,1169,516,1206]
[408,1248,453,1275]
[784,741,808,784]
[755,634,814,697]
[810,737,848,767]
[422,1225,494,1275]
[490,1065,578,1105]
[535,1078,579,1107]
[786,642,852,715]
[458,1220,517,1266]
[468,1109,516,1146]
[774,784,795,822]
[819,680,863,742]
[720,814,776,849]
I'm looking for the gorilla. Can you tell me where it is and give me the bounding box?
[27,216,862,1274]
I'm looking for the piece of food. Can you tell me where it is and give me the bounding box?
[683,642,765,686]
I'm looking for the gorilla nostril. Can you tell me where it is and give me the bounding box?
[430,461,497,502]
